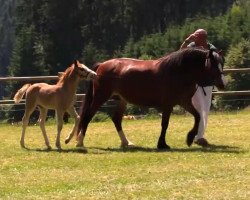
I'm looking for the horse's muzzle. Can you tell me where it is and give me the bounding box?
[215,79,226,90]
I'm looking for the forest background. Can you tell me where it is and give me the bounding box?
[0,0,249,120]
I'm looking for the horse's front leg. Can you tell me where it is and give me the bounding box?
[55,110,64,150]
[181,101,200,146]
[65,106,80,144]
[157,106,173,150]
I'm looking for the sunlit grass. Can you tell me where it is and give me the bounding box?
[0,111,249,199]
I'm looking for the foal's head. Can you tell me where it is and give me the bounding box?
[204,50,226,90]
[73,60,97,81]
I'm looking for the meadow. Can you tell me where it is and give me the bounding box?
[0,111,249,199]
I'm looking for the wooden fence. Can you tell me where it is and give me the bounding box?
[0,68,250,106]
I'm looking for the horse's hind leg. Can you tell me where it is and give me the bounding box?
[55,110,64,150]
[111,99,134,147]
[38,107,51,149]
[181,101,200,146]
[20,100,36,148]
[65,106,80,144]
[77,92,111,147]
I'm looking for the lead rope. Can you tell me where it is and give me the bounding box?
[202,87,207,96]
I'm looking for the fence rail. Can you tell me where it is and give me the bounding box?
[0,68,250,82]
[0,68,249,106]
[223,68,250,73]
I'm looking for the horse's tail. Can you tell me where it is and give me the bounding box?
[13,84,31,103]
[77,63,100,136]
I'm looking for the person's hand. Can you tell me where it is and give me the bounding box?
[185,34,197,42]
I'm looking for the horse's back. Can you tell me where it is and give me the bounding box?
[97,58,159,74]
[93,58,169,107]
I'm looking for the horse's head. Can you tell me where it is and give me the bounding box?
[204,49,226,90]
[73,60,97,80]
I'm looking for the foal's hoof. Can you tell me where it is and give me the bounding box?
[47,146,52,150]
[20,142,26,149]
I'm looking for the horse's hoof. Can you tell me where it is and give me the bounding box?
[187,132,196,147]
[121,141,135,148]
[76,143,84,148]
[65,138,70,144]
[47,146,52,150]
[157,143,171,150]
[20,142,25,148]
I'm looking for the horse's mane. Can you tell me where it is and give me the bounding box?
[157,48,208,69]
[57,64,74,84]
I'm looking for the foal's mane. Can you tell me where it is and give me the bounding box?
[57,64,74,84]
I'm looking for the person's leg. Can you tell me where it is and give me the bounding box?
[192,86,212,146]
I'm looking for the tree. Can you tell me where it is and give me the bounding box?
[215,39,250,110]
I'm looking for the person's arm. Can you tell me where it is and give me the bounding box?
[180,34,197,49]
[180,39,191,49]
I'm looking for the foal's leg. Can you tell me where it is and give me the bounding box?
[20,101,36,148]
[182,101,200,146]
[65,106,80,144]
[111,99,134,147]
[157,106,173,150]
[38,107,51,149]
[55,110,64,149]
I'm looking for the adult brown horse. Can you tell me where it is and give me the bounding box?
[74,48,225,149]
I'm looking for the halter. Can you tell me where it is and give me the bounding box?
[197,51,216,88]
[205,52,212,70]
[77,65,97,80]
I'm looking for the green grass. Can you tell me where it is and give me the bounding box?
[0,111,249,199]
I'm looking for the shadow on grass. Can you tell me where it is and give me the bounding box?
[22,143,244,154]
[88,143,244,154]
[23,147,88,154]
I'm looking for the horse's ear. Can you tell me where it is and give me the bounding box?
[74,60,78,68]
[217,49,223,57]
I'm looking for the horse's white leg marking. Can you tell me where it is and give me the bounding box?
[65,106,80,144]
[38,107,51,149]
[76,131,84,147]
[55,110,64,149]
[118,130,134,147]
[192,86,212,140]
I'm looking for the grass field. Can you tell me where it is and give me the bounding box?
[0,111,249,199]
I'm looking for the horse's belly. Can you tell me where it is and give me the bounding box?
[117,90,162,107]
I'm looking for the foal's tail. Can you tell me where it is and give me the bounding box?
[13,84,31,103]
[77,63,100,135]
